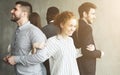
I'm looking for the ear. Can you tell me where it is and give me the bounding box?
[22,12,27,17]
[60,23,64,29]
[83,11,87,17]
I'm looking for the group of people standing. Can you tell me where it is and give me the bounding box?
[3,1,104,75]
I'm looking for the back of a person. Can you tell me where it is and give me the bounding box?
[42,23,59,38]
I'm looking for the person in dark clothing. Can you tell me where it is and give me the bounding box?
[72,2,104,75]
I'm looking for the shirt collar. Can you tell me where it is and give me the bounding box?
[56,34,69,40]
[18,21,31,30]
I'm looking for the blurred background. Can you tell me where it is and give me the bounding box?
[0,0,120,75]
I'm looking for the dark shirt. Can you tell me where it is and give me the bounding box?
[42,23,59,38]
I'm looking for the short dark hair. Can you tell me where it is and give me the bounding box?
[46,6,59,24]
[78,2,96,18]
[16,1,32,18]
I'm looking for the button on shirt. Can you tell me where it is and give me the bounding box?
[11,21,46,75]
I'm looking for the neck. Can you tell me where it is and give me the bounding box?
[59,32,68,39]
[16,18,29,27]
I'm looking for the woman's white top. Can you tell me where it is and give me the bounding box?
[48,35,80,75]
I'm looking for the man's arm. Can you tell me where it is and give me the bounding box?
[7,49,48,65]
[79,24,102,58]
[8,38,58,66]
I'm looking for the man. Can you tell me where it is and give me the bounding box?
[72,2,104,75]
[3,1,46,75]
[41,6,59,75]
[42,6,60,38]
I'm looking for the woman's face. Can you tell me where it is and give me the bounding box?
[60,18,77,36]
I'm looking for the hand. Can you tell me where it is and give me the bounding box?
[3,55,10,64]
[32,47,37,54]
[7,56,16,65]
[32,42,45,54]
[86,44,95,51]
[33,42,45,49]
[101,51,104,57]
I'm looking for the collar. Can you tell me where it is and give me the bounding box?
[18,21,30,30]
[56,34,69,40]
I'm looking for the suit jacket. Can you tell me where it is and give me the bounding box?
[72,19,101,75]
[42,23,59,38]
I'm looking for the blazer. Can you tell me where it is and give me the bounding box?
[73,19,101,75]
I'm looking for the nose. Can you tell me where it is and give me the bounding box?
[10,9,14,14]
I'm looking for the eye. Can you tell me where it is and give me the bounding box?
[92,13,95,15]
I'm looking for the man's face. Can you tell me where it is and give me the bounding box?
[10,4,23,22]
[86,8,96,24]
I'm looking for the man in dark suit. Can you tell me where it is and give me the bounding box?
[42,6,59,75]
[72,2,104,75]
[42,6,59,38]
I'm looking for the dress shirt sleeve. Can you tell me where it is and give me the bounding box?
[30,27,46,44]
[15,37,58,65]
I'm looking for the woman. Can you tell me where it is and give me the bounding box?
[33,11,81,75]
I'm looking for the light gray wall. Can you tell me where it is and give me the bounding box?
[0,0,120,75]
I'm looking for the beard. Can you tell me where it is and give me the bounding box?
[11,15,20,22]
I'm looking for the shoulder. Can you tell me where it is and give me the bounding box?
[42,24,55,29]
[47,35,62,43]
[69,37,74,42]
[28,24,40,31]
[28,24,46,37]
[41,25,49,31]
[79,20,87,27]
[45,36,58,46]
[68,36,73,40]
[47,36,57,41]
[28,24,42,33]
[79,20,91,31]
